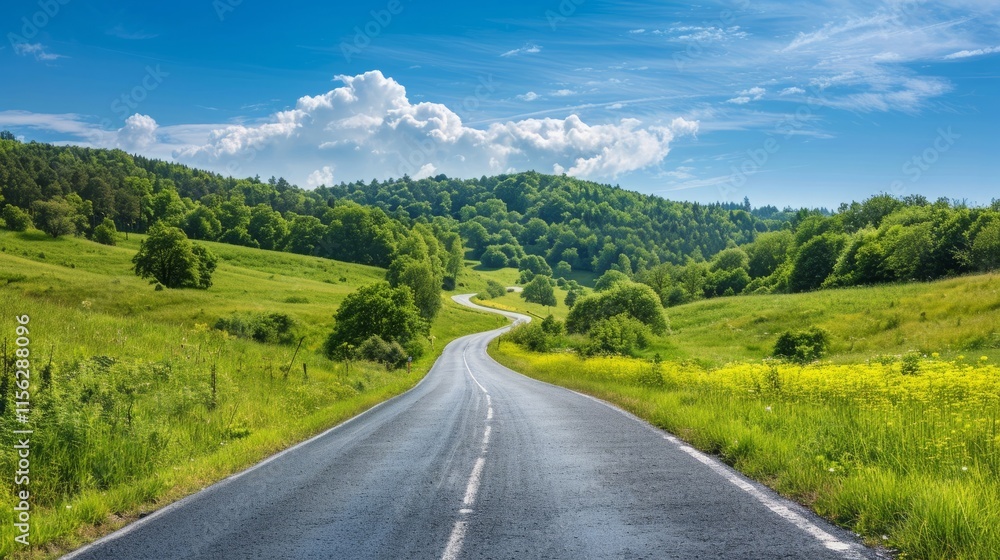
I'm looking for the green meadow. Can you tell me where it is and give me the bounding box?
[0,230,497,558]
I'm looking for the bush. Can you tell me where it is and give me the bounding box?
[772,327,830,363]
[2,205,32,231]
[93,218,118,246]
[323,282,428,359]
[583,314,651,357]
[540,314,564,335]
[480,279,507,299]
[214,312,299,344]
[480,246,509,268]
[566,282,667,334]
[356,335,409,369]
[506,322,552,352]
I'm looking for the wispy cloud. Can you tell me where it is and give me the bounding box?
[107,25,159,40]
[944,45,1000,59]
[500,44,541,57]
[13,43,65,62]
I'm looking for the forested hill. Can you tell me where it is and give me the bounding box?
[6,136,997,308]
[313,172,797,270]
[0,136,793,274]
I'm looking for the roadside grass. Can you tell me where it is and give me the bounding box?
[0,230,497,558]
[652,274,1000,366]
[491,345,1000,559]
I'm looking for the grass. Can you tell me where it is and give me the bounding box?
[0,230,498,558]
[489,274,1000,559]
[644,275,1000,366]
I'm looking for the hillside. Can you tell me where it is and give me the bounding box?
[488,273,1000,559]
[0,230,498,558]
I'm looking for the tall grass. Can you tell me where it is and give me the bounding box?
[493,345,1000,559]
[0,230,497,558]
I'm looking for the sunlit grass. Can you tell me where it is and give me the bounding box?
[493,344,1000,559]
[0,230,497,558]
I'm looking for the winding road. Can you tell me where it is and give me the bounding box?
[63,295,879,559]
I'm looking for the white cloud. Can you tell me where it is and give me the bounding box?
[607,103,624,109]
[116,114,159,150]
[501,44,541,57]
[306,165,334,187]
[944,45,1000,59]
[783,14,893,51]
[176,71,698,183]
[726,87,765,105]
[552,89,576,97]
[517,91,540,101]
[628,29,646,34]
[13,43,65,61]
[779,87,805,96]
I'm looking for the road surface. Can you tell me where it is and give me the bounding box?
[64,295,880,559]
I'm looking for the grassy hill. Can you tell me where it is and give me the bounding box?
[0,230,498,558]
[489,275,1000,559]
[660,274,1000,365]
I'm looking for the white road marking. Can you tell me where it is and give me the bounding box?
[672,438,857,555]
[462,457,486,507]
[548,387,864,559]
[443,341,497,560]
[441,521,467,560]
[463,347,489,394]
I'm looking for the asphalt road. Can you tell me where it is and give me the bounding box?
[64,295,881,560]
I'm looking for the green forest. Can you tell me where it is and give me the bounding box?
[2,134,999,307]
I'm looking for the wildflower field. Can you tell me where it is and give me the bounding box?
[494,345,1000,559]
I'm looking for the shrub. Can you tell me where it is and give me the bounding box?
[583,313,651,356]
[93,218,118,246]
[214,312,299,344]
[540,314,564,335]
[323,282,428,359]
[506,322,552,352]
[901,352,921,375]
[132,223,217,289]
[772,327,830,363]
[480,279,507,299]
[2,205,32,231]
[566,282,667,334]
[357,335,409,369]
[480,246,509,268]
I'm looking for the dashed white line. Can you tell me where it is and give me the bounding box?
[462,457,486,507]
[441,521,467,560]
[443,341,495,560]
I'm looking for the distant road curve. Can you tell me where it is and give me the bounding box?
[63,295,880,559]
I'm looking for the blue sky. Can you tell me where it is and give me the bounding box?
[2,0,998,208]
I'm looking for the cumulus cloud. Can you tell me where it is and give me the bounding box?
[944,45,1000,59]
[176,70,697,183]
[552,89,576,97]
[779,87,805,96]
[116,114,159,150]
[517,91,540,101]
[307,165,334,187]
